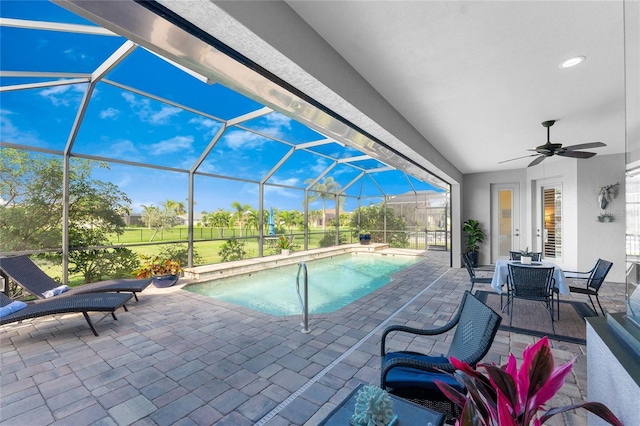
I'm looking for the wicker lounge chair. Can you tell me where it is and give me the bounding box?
[380,291,502,421]
[0,291,132,336]
[0,255,151,301]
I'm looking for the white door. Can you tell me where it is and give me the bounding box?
[491,183,520,262]
[536,182,563,262]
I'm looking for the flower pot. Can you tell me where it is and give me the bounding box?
[359,234,371,245]
[281,249,290,256]
[152,274,179,288]
[467,251,479,267]
[521,256,532,265]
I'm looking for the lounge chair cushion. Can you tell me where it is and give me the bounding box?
[42,284,69,298]
[383,352,464,393]
[0,300,28,318]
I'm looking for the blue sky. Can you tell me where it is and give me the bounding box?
[1,1,443,214]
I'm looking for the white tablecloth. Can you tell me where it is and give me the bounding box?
[491,259,568,295]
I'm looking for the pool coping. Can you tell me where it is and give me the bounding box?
[182,243,427,281]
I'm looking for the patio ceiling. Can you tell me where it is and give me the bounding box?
[0,0,448,215]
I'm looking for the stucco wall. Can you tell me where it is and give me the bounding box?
[462,155,625,282]
[577,154,626,283]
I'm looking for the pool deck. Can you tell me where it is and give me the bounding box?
[0,250,627,425]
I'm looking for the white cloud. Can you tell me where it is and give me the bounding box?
[39,83,87,107]
[121,92,181,125]
[99,107,120,119]
[150,135,194,155]
[0,109,44,146]
[223,129,266,150]
[189,116,222,139]
[264,112,292,130]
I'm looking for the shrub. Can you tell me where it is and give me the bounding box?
[218,239,247,261]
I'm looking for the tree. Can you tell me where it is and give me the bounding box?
[1,149,131,251]
[349,204,409,248]
[231,201,252,237]
[1,149,136,282]
[140,199,183,241]
[279,209,303,235]
[305,177,342,232]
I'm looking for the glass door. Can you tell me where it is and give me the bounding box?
[491,184,520,262]
[539,184,562,260]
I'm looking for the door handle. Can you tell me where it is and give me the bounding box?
[515,228,519,237]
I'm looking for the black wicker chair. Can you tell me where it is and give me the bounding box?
[558,258,613,316]
[506,264,555,334]
[461,252,493,292]
[380,291,501,421]
[0,291,132,336]
[0,255,151,301]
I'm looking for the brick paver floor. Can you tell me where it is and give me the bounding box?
[1,250,627,425]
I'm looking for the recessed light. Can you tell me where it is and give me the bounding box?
[560,56,586,68]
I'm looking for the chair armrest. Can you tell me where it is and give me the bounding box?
[381,322,457,356]
[474,264,495,271]
[381,356,455,390]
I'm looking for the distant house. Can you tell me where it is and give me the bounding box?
[121,214,144,226]
[176,212,204,227]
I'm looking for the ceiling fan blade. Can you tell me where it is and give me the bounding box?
[528,155,546,167]
[557,150,597,159]
[562,142,607,151]
[498,153,539,164]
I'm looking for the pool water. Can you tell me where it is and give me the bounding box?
[184,253,422,315]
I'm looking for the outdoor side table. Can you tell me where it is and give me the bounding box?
[318,383,446,426]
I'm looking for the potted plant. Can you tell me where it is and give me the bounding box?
[463,219,486,267]
[133,254,183,287]
[277,235,292,255]
[359,231,371,245]
[520,247,534,264]
[435,336,622,426]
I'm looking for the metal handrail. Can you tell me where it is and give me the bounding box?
[296,262,310,333]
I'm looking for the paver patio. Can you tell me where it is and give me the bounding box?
[0,250,626,425]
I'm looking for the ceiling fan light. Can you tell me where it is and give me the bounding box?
[560,56,586,68]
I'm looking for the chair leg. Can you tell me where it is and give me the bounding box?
[595,294,605,316]
[587,294,599,316]
[83,312,99,337]
[509,299,514,327]
[556,292,560,320]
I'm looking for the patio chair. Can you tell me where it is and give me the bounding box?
[461,252,493,292]
[380,291,502,421]
[0,291,132,336]
[0,255,151,301]
[506,264,555,334]
[557,258,613,316]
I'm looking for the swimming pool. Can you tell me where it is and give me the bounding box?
[184,253,422,315]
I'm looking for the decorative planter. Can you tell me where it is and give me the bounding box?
[152,274,179,288]
[521,256,532,265]
[281,249,290,256]
[467,251,479,267]
[359,234,371,245]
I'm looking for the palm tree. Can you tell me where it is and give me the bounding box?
[309,209,322,228]
[231,201,252,237]
[245,208,260,235]
[305,177,342,232]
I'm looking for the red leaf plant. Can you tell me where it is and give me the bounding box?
[435,336,623,426]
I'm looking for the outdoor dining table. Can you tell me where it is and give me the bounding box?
[491,259,568,295]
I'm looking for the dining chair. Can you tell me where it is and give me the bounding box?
[506,264,556,334]
[461,252,493,292]
[559,258,613,316]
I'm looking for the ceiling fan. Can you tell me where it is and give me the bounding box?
[499,120,607,167]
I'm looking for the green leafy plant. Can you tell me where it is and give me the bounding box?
[463,219,485,253]
[519,247,534,257]
[133,254,182,278]
[435,336,623,426]
[218,239,247,262]
[277,236,291,249]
